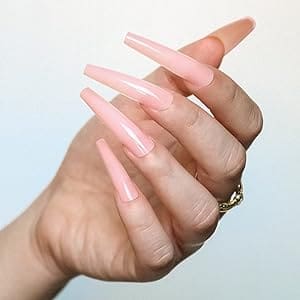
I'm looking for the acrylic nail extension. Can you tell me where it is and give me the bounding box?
[96,139,138,202]
[124,32,214,89]
[84,65,173,111]
[80,88,154,157]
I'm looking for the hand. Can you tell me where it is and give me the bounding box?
[26,18,262,288]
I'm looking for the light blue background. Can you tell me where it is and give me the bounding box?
[1,1,299,299]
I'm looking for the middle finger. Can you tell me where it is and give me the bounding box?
[84,65,245,199]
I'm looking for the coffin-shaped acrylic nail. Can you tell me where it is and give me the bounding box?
[96,138,139,202]
[81,88,154,157]
[84,65,173,111]
[124,32,214,89]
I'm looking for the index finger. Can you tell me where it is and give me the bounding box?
[124,19,263,147]
[115,17,256,104]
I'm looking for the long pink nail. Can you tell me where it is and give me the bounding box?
[124,32,214,89]
[96,139,138,202]
[81,88,154,157]
[84,64,173,111]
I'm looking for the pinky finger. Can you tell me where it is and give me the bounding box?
[96,139,175,275]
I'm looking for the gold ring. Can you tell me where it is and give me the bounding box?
[219,183,243,213]
[194,171,243,213]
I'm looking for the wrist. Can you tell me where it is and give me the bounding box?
[0,183,71,300]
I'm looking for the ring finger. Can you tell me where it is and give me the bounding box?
[81,88,219,250]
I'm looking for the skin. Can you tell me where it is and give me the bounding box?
[0,19,263,300]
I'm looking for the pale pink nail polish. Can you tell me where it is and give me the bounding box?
[124,32,214,89]
[84,64,173,111]
[80,88,154,157]
[96,139,138,202]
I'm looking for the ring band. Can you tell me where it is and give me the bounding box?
[194,171,243,213]
[219,183,243,213]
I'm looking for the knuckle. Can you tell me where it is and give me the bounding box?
[134,217,156,236]
[143,145,174,179]
[184,107,206,130]
[223,143,246,180]
[227,82,263,140]
[247,103,264,138]
[133,217,175,273]
[224,80,239,105]
[147,243,175,272]
[190,201,219,241]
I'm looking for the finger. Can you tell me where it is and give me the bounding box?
[126,17,255,93]
[109,17,257,147]
[124,27,263,148]
[82,89,219,250]
[96,138,175,274]
[123,142,219,249]
[112,17,255,106]
[84,65,244,199]
[191,68,263,148]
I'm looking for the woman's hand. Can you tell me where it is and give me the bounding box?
[0,18,262,299]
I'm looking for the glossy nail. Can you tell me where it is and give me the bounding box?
[81,88,154,157]
[84,64,173,111]
[209,17,256,54]
[96,138,139,202]
[124,32,214,89]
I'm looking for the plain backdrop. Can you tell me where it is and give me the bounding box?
[1,0,299,299]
